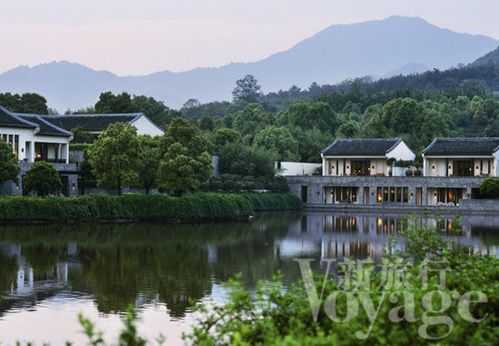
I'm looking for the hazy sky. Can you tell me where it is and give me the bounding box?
[1,0,499,75]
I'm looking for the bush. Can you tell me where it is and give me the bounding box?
[185,226,499,346]
[480,177,499,199]
[23,161,63,196]
[0,193,301,223]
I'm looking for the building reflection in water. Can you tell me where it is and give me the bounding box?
[283,213,499,263]
[0,213,497,325]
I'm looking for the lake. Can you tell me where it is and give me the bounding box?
[0,211,498,345]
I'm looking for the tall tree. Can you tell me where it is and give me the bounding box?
[95,92,134,114]
[88,123,141,194]
[253,126,299,161]
[137,135,161,194]
[0,92,48,114]
[232,75,262,103]
[158,118,212,195]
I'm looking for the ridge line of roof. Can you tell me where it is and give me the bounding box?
[0,106,39,129]
[54,113,144,118]
[37,115,74,137]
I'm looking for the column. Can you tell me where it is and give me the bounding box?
[408,186,417,206]
[30,142,36,162]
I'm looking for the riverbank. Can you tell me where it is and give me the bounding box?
[0,193,301,224]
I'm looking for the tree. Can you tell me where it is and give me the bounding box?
[0,141,19,185]
[137,136,161,194]
[292,127,332,163]
[23,162,62,196]
[0,92,48,114]
[88,123,141,194]
[232,75,262,103]
[218,143,275,178]
[213,128,241,151]
[253,126,299,161]
[182,98,201,110]
[335,120,361,138]
[158,118,212,195]
[158,143,212,195]
[95,92,134,114]
[199,116,216,131]
[281,101,338,133]
[232,104,273,140]
[160,118,211,154]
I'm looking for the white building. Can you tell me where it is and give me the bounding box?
[0,106,73,163]
[321,138,416,177]
[48,112,164,137]
[275,161,322,176]
[422,138,499,177]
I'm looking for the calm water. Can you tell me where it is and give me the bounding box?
[0,212,498,345]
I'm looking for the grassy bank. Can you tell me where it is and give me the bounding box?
[0,192,301,223]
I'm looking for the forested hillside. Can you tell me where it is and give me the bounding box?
[2,58,499,176]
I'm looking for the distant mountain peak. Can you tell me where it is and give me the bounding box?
[0,16,497,110]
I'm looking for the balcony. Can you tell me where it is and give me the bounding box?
[19,160,79,173]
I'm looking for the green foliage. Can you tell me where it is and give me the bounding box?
[480,177,499,199]
[159,143,212,195]
[72,127,98,144]
[213,128,241,151]
[137,136,161,194]
[0,193,300,222]
[186,226,499,346]
[158,118,212,195]
[218,143,275,178]
[0,140,19,184]
[70,143,92,152]
[23,161,62,196]
[253,126,299,161]
[0,92,48,114]
[88,123,141,194]
[280,101,338,133]
[78,306,146,346]
[233,103,273,140]
[204,174,290,193]
[94,92,173,128]
[232,74,262,103]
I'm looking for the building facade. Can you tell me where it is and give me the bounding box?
[321,138,415,177]
[287,137,497,208]
[0,105,164,196]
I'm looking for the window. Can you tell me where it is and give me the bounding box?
[453,160,474,176]
[351,160,370,176]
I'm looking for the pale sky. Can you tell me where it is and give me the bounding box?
[1,0,499,75]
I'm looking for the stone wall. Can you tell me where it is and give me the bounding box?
[286,176,484,207]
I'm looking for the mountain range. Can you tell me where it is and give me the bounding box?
[0,16,497,111]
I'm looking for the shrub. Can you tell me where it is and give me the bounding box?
[185,226,499,346]
[23,161,63,196]
[0,193,301,223]
[480,177,499,199]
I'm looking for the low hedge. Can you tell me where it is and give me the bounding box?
[0,193,301,223]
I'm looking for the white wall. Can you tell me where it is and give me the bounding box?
[0,128,36,161]
[424,158,447,177]
[276,161,321,176]
[131,116,164,136]
[386,141,416,161]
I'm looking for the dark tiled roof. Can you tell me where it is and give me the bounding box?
[0,106,38,130]
[423,138,499,156]
[47,114,141,132]
[17,115,73,138]
[322,138,402,156]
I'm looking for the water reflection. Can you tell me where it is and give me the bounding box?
[0,212,498,344]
